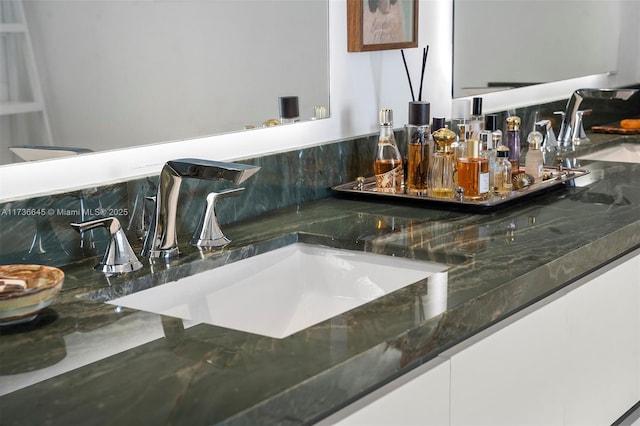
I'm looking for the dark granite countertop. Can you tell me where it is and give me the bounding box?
[1,136,640,425]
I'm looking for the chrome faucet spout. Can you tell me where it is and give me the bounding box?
[141,159,260,258]
[557,88,639,148]
[165,159,261,184]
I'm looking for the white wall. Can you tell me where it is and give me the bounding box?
[1,0,638,202]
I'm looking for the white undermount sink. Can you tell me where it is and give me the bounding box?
[108,243,448,338]
[578,143,640,163]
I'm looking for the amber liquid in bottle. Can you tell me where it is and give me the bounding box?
[374,158,403,193]
[457,157,489,199]
[375,108,404,194]
[429,186,456,198]
[428,126,457,199]
[407,142,430,195]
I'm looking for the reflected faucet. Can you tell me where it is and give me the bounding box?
[141,159,260,258]
[534,119,558,151]
[556,88,638,148]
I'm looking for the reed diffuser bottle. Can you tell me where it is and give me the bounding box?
[374,108,404,193]
[405,102,432,195]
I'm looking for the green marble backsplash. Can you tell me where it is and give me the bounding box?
[1,93,637,267]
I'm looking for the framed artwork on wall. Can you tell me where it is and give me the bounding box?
[347,0,418,52]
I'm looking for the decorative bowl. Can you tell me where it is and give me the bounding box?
[0,265,64,326]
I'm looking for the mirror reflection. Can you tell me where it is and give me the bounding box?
[453,0,622,98]
[0,0,329,165]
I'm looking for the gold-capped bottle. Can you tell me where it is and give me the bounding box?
[427,126,457,198]
[374,108,404,193]
[457,138,490,200]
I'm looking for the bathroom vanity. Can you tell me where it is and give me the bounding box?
[0,132,639,425]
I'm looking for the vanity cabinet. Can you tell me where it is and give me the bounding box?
[563,252,640,425]
[330,358,451,425]
[332,250,640,425]
[448,292,568,425]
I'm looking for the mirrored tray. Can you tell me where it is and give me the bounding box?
[332,167,590,209]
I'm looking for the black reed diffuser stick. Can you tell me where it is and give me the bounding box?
[401,46,430,103]
[400,49,415,102]
[418,46,429,101]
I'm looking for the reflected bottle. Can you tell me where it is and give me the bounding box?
[374,108,404,193]
[451,99,471,143]
[405,102,432,195]
[486,114,503,148]
[478,133,495,193]
[278,96,300,124]
[505,115,522,173]
[427,126,457,198]
[469,97,484,140]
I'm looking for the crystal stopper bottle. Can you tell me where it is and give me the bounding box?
[374,108,404,193]
[525,130,544,181]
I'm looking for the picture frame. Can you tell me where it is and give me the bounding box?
[347,0,418,52]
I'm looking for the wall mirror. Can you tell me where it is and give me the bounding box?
[452,0,622,98]
[0,0,329,165]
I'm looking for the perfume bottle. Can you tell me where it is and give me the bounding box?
[524,130,544,181]
[374,108,404,193]
[432,117,446,132]
[405,102,432,195]
[494,146,513,194]
[478,115,499,192]
[451,99,471,142]
[452,121,467,172]
[469,97,484,140]
[278,96,299,124]
[457,138,489,200]
[505,115,522,173]
[427,126,456,198]
[485,114,502,147]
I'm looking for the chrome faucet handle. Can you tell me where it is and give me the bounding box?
[535,119,558,151]
[71,216,143,274]
[572,109,592,145]
[191,188,245,249]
